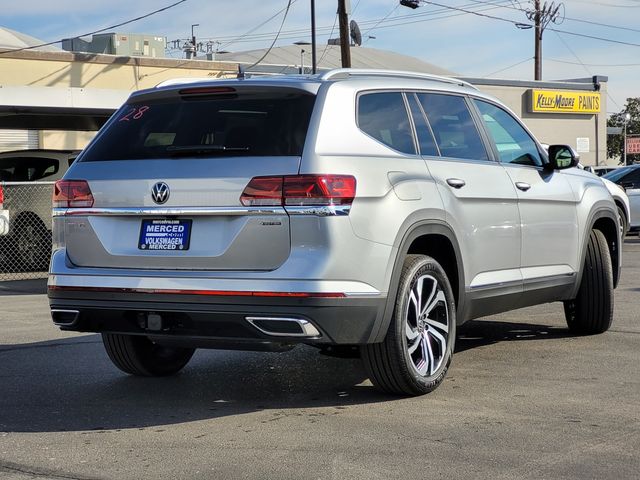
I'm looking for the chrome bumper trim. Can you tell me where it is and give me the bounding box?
[53,206,287,217]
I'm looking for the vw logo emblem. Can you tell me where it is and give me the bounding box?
[151,182,170,204]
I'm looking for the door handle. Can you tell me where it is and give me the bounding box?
[446,178,466,189]
[515,182,531,192]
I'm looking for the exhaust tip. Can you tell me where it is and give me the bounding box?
[246,316,321,338]
[51,309,80,326]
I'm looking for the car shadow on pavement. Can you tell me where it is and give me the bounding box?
[0,278,47,295]
[455,320,572,353]
[0,335,390,433]
[0,318,577,434]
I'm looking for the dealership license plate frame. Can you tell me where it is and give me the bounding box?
[138,219,192,251]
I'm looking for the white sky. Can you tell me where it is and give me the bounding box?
[4,0,640,114]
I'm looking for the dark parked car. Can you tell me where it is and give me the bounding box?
[0,149,79,271]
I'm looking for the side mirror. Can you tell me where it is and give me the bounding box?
[546,144,578,170]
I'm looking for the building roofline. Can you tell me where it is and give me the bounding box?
[458,76,606,91]
[0,48,239,71]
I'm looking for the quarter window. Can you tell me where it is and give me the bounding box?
[474,100,543,167]
[416,93,488,161]
[357,92,416,155]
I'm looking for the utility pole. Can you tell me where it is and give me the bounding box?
[338,0,351,68]
[187,24,199,59]
[623,113,631,165]
[534,0,542,80]
[525,1,562,81]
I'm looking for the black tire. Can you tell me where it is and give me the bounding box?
[102,333,195,376]
[12,216,49,272]
[564,229,614,335]
[361,254,456,396]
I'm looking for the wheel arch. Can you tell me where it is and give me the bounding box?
[613,198,628,234]
[369,220,465,343]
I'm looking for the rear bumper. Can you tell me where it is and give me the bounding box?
[48,287,387,347]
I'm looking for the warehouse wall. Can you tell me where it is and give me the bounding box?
[0,50,237,149]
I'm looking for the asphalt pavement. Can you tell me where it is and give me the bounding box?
[1,238,639,480]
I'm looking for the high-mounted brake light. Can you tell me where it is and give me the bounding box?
[178,86,236,95]
[240,175,356,208]
[53,180,94,208]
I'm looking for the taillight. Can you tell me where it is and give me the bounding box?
[240,176,283,206]
[284,175,356,206]
[240,175,356,207]
[53,180,94,208]
[0,185,4,206]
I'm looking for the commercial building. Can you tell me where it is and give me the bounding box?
[0,27,236,152]
[0,28,607,164]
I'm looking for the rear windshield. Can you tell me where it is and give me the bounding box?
[80,91,316,161]
[0,157,59,181]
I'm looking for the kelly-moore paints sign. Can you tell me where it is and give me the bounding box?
[529,90,601,114]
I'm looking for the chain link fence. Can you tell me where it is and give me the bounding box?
[0,181,54,280]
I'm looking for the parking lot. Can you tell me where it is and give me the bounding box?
[0,237,638,480]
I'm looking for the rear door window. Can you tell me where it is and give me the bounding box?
[357,92,416,155]
[80,90,316,161]
[416,93,488,161]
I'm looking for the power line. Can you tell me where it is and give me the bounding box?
[550,31,622,110]
[0,0,188,55]
[414,1,640,48]
[362,4,400,42]
[247,0,293,70]
[196,0,513,44]
[483,57,533,76]
[318,14,339,65]
[546,58,640,67]
[469,0,640,33]
[218,0,300,50]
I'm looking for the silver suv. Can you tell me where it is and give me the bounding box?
[48,70,621,395]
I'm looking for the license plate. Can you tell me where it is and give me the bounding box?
[139,219,192,251]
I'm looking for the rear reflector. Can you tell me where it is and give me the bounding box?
[53,180,94,208]
[240,175,356,207]
[48,285,346,298]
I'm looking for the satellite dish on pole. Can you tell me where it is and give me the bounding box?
[350,20,362,46]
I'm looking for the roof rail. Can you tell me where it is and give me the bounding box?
[319,68,478,90]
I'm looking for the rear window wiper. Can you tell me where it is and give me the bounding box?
[165,145,250,156]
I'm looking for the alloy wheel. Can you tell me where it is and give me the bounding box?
[405,274,450,377]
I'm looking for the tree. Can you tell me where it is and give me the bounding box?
[607,98,640,164]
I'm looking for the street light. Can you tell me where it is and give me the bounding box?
[623,112,631,165]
